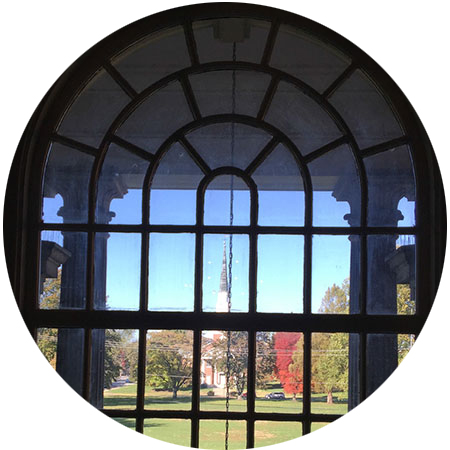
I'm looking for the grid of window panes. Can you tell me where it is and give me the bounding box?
[34,8,420,449]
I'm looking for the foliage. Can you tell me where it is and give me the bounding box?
[397,284,415,315]
[210,331,248,397]
[103,329,123,388]
[255,332,276,388]
[318,279,349,314]
[103,329,138,389]
[273,332,303,398]
[146,330,193,399]
[291,280,350,403]
[37,271,61,368]
[397,284,415,363]
[311,333,348,403]
[39,271,61,309]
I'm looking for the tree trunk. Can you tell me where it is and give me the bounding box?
[292,393,297,401]
[173,389,178,399]
[327,391,333,404]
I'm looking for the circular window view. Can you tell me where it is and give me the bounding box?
[3,3,446,449]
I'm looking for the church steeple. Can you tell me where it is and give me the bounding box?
[220,240,228,293]
[216,239,230,313]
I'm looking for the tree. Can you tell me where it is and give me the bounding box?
[292,278,415,404]
[318,279,349,314]
[312,333,348,404]
[291,280,350,404]
[103,329,123,389]
[38,270,134,388]
[255,332,276,389]
[397,284,415,363]
[146,330,193,399]
[273,332,303,399]
[211,331,248,398]
[37,271,61,368]
[314,280,349,403]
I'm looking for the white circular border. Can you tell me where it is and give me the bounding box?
[1,2,448,449]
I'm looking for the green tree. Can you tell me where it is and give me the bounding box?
[318,279,349,314]
[312,333,349,404]
[104,329,123,389]
[146,330,193,399]
[291,279,349,404]
[315,281,349,403]
[37,271,61,368]
[397,284,415,363]
[38,270,133,389]
[255,332,276,389]
[211,331,248,398]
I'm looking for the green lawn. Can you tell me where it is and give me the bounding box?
[106,385,346,448]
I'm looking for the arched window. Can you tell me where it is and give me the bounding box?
[4,3,446,449]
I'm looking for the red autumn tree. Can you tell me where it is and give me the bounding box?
[273,332,303,399]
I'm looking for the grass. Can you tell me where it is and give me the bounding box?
[105,385,347,448]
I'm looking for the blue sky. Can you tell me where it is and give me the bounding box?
[42,187,415,313]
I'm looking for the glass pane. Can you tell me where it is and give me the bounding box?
[311,333,349,415]
[311,422,330,432]
[204,175,250,226]
[308,145,361,226]
[257,235,304,313]
[254,421,302,448]
[144,419,191,447]
[113,418,136,430]
[398,334,415,364]
[148,233,195,312]
[192,18,270,63]
[150,142,204,225]
[145,330,193,410]
[365,145,416,227]
[270,24,351,93]
[189,70,271,117]
[200,331,248,412]
[366,333,412,397]
[329,70,404,149]
[116,81,193,152]
[112,26,191,92]
[312,235,353,314]
[185,123,272,170]
[37,328,58,369]
[253,144,305,226]
[256,332,303,413]
[94,233,141,310]
[42,194,63,223]
[203,234,249,313]
[199,420,246,450]
[42,143,94,224]
[40,231,87,310]
[265,81,342,155]
[37,328,85,395]
[96,144,150,224]
[367,235,416,315]
[95,329,138,410]
[57,69,130,148]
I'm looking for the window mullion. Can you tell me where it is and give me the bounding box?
[135,328,147,434]
[191,329,201,448]
[302,332,312,435]
[246,330,256,449]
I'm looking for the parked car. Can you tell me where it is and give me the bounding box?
[265,392,285,400]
